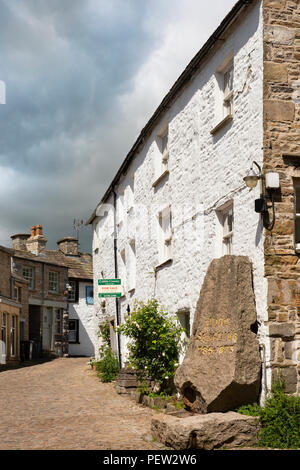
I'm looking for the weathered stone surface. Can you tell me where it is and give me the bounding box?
[151,412,260,450]
[264,62,288,82]
[264,100,295,122]
[174,256,261,413]
[269,322,295,338]
[264,25,295,45]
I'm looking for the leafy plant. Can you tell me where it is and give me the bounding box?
[238,376,300,449]
[117,299,184,390]
[96,318,119,383]
[96,347,120,383]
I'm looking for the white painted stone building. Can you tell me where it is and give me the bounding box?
[88,0,300,399]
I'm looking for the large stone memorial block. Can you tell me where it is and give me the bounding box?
[175,256,261,413]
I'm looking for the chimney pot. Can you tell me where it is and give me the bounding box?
[31,226,36,237]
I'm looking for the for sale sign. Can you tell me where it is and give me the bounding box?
[98,279,123,298]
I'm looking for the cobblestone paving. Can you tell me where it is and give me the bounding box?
[0,358,159,450]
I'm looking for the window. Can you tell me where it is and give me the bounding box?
[68,319,79,343]
[55,309,62,334]
[211,55,234,135]
[221,205,234,255]
[294,180,300,252]
[128,240,136,291]
[68,281,78,303]
[10,315,17,357]
[49,271,59,293]
[158,206,172,265]
[1,313,7,353]
[153,124,169,186]
[223,63,234,118]
[23,266,34,290]
[86,286,94,305]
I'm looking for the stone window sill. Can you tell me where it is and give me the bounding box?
[210,114,233,135]
[155,258,173,271]
[152,169,169,188]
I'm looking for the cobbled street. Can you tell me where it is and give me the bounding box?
[0,358,159,450]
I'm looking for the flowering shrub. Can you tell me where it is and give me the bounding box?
[117,299,184,390]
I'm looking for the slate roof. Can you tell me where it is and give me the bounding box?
[13,249,93,281]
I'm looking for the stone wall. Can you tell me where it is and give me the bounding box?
[0,249,12,298]
[263,0,300,393]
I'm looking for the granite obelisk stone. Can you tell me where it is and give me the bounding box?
[175,256,261,413]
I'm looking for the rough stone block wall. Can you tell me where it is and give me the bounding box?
[0,249,12,299]
[263,0,300,393]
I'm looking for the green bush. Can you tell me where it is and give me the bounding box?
[117,299,184,390]
[96,317,120,383]
[238,377,300,449]
[97,348,120,383]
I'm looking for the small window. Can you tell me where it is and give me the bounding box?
[294,180,300,252]
[49,271,59,293]
[86,286,94,305]
[55,309,62,334]
[128,240,136,291]
[223,63,234,118]
[153,124,169,186]
[23,266,34,290]
[68,319,79,343]
[158,206,172,265]
[68,281,78,303]
[222,206,234,255]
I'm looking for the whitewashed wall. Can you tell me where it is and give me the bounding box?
[92,2,270,398]
[68,281,96,357]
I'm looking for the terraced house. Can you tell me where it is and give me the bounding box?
[0,246,26,366]
[0,225,95,363]
[88,0,300,400]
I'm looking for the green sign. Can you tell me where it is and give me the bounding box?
[98,279,121,285]
[98,293,122,298]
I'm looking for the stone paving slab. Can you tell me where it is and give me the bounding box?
[0,358,159,450]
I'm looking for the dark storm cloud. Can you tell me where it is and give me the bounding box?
[0,0,237,251]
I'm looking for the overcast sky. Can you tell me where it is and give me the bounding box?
[0,0,237,252]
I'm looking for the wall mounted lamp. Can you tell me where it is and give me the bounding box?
[243,161,280,231]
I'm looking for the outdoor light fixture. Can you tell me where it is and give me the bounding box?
[243,161,280,231]
[243,161,262,189]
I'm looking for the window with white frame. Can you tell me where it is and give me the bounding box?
[223,62,234,118]
[294,180,300,252]
[157,206,172,265]
[68,280,77,302]
[23,266,34,290]
[221,204,234,255]
[49,271,59,293]
[128,240,136,291]
[153,124,169,185]
[68,319,79,343]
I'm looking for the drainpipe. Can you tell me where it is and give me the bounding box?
[113,188,122,367]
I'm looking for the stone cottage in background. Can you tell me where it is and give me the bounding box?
[88,0,300,400]
[0,246,26,366]
[0,225,95,363]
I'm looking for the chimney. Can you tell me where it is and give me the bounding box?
[26,225,47,254]
[57,237,79,256]
[11,233,30,251]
